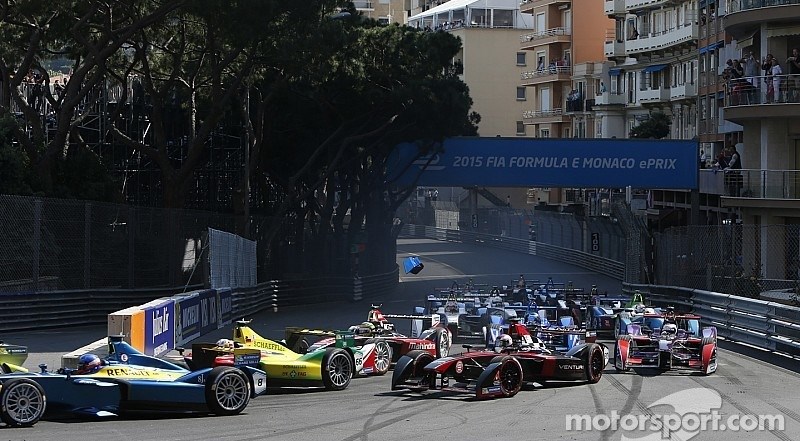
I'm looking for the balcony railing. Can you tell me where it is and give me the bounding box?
[625,0,674,10]
[638,87,671,103]
[700,168,800,199]
[521,65,571,80]
[670,82,697,100]
[595,91,626,105]
[520,27,571,45]
[625,23,698,54]
[604,0,625,14]
[523,108,564,118]
[723,74,800,106]
[728,0,800,13]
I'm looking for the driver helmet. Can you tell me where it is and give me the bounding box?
[217,338,235,349]
[497,334,513,348]
[662,323,678,336]
[76,353,103,374]
[356,321,375,335]
[634,304,646,314]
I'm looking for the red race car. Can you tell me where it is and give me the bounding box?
[282,304,452,367]
[391,320,606,400]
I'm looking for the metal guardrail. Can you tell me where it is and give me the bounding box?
[1,267,399,332]
[402,225,625,280]
[625,283,800,359]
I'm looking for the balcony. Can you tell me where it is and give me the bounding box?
[520,27,571,49]
[520,65,571,86]
[625,0,676,12]
[726,0,800,34]
[520,0,570,14]
[625,24,698,55]
[594,91,626,105]
[700,169,800,202]
[638,87,671,104]
[604,0,625,15]
[352,0,374,10]
[522,108,571,124]
[670,82,697,100]
[722,75,800,123]
[604,39,626,57]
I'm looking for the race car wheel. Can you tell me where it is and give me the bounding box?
[205,366,251,416]
[0,378,46,427]
[322,348,354,391]
[583,344,605,383]
[489,356,523,398]
[658,352,671,370]
[372,340,392,376]
[431,327,451,358]
[395,350,436,386]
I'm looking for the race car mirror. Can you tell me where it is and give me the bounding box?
[403,256,424,274]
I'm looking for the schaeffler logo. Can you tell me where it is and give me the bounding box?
[566,388,784,440]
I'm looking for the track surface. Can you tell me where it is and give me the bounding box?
[3,238,799,440]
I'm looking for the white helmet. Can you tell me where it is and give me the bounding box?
[498,334,513,348]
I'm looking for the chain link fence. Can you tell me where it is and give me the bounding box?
[653,224,800,299]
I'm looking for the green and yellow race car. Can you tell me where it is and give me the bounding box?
[184,320,357,391]
[0,339,28,371]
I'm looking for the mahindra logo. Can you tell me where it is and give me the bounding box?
[409,342,435,350]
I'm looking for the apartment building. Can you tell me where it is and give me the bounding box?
[354,0,408,23]
[518,0,612,206]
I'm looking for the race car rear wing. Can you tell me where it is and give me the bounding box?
[384,313,441,338]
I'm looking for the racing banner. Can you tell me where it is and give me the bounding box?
[217,288,233,328]
[387,137,699,190]
[174,289,222,346]
[144,298,175,357]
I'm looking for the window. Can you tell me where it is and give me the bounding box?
[517,87,527,101]
[536,52,546,71]
[516,121,526,135]
[494,9,513,27]
[378,17,390,25]
[516,52,526,66]
[563,127,571,138]
[540,128,550,138]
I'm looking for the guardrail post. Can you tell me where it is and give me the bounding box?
[353,276,363,301]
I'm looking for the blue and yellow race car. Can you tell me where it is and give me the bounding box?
[0,336,267,427]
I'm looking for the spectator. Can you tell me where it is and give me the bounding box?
[725,145,743,196]
[770,57,783,103]
[787,48,800,102]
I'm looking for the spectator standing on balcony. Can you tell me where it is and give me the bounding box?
[725,145,743,196]
[770,57,783,103]
[787,48,800,102]
[744,52,760,86]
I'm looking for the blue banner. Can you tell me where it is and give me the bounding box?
[387,138,698,189]
[144,299,175,357]
[217,288,233,328]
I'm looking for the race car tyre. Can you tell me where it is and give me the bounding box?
[0,378,46,427]
[371,340,392,376]
[582,344,605,383]
[658,352,671,370]
[430,327,451,358]
[322,348,354,391]
[205,366,251,416]
[489,356,523,398]
[393,350,436,388]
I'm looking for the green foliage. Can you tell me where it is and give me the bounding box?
[0,116,34,196]
[629,111,671,139]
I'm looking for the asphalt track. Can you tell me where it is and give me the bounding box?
[3,238,800,440]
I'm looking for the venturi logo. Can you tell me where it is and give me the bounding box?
[413,154,445,171]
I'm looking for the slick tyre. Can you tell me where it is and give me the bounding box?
[0,378,46,427]
[489,356,523,398]
[582,344,605,383]
[395,350,436,388]
[430,327,451,358]
[322,348,354,391]
[205,366,251,416]
[370,340,392,376]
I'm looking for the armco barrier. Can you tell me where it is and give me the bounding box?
[401,224,624,280]
[4,266,399,333]
[624,283,800,359]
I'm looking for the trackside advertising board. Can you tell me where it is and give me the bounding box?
[387,138,698,190]
[217,288,233,328]
[144,298,175,357]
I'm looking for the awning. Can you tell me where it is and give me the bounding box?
[644,64,669,73]
[700,41,724,54]
[767,25,800,38]
[609,68,622,76]
[736,31,757,50]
